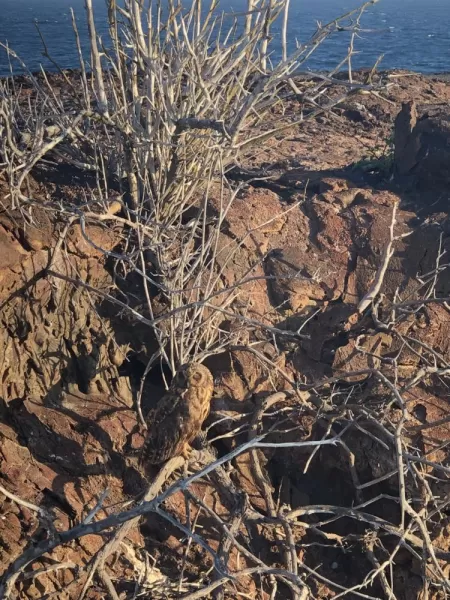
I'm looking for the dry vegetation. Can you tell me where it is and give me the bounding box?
[1,0,450,599]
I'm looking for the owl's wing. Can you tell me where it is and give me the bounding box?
[142,388,191,464]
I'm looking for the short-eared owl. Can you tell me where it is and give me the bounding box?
[140,363,214,466]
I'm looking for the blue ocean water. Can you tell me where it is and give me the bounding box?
[0,0,448,77]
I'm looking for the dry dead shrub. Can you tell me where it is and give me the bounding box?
[5,3,450,600]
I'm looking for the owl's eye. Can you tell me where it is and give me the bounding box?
[191,372,202,383]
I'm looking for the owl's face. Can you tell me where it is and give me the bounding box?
[177,362,213,389]
[187,363,213,388]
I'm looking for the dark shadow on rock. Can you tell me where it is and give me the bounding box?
[2,358,147,519]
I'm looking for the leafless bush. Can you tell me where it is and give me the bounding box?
[9,2,450,600]
[0,0,383,371]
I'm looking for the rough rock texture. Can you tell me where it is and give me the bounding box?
[1,71,450,599]
[394,100,419,175]
[0,196,147,598]
[394,100,450,190]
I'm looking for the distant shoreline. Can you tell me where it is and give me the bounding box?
[3,67,450,84]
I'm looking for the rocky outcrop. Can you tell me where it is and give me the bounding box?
[2,71,450,600]
[394,100,450,191]
[0,204,147,597]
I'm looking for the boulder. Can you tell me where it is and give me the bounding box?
[394,101,450,190]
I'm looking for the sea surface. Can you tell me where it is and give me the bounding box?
[0,0,449,77]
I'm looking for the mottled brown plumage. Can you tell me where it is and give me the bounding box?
[140,363,214,466]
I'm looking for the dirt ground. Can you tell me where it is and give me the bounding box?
[0,70,450,599]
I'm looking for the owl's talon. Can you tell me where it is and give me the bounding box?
[181,445,193,461]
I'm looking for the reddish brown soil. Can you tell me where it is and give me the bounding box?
[1,70,450,599]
